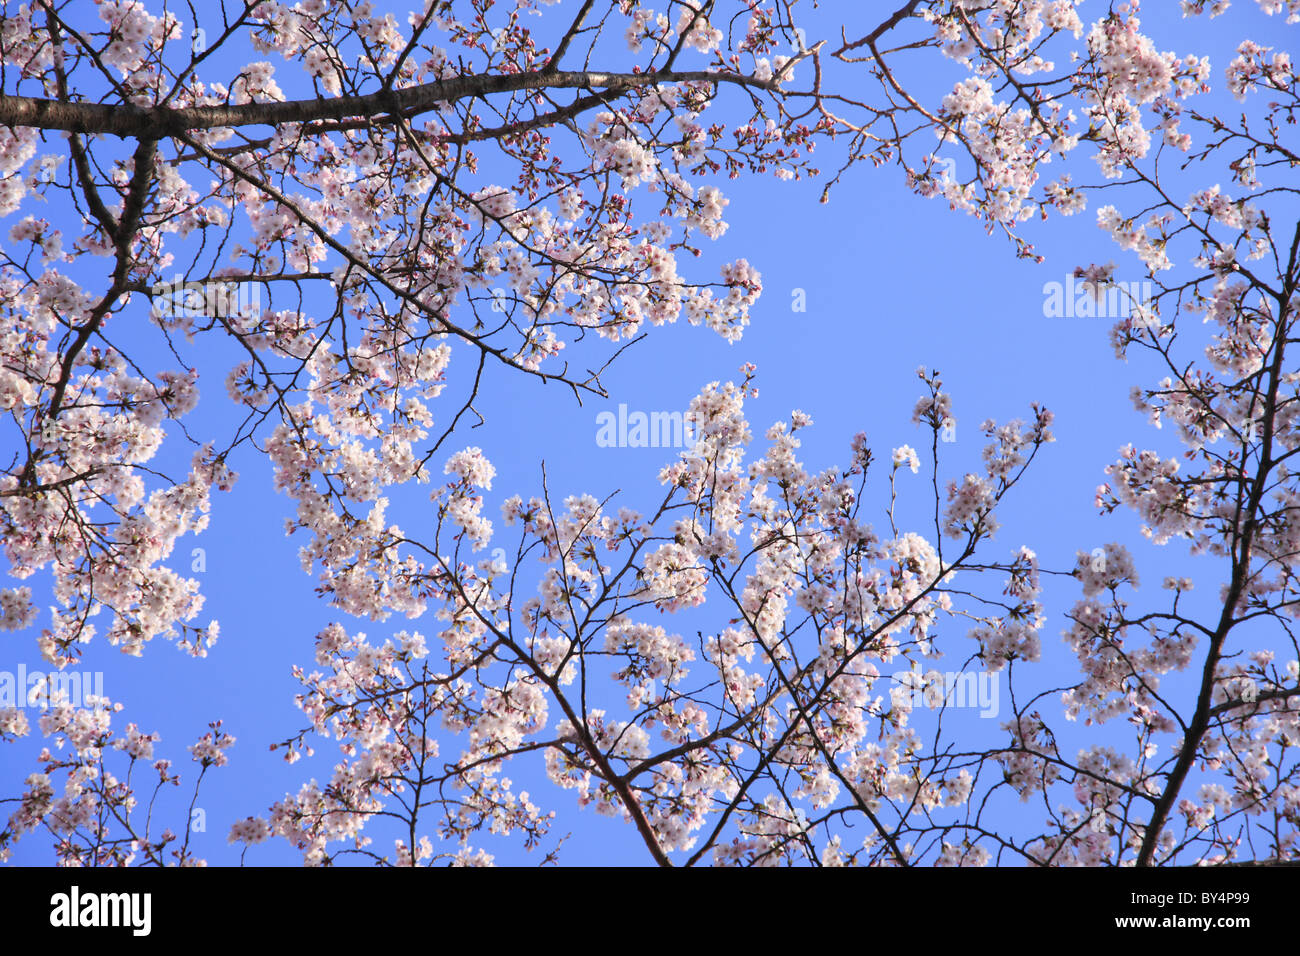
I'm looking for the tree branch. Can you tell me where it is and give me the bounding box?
[0,68,778,138]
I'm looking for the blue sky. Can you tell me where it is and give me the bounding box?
[2,0,1288,865]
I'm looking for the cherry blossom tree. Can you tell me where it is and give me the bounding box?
[0,0,1297,866]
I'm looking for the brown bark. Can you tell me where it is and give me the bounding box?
[0,68,776,138]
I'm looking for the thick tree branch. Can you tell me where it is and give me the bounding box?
[0,68,778,138]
